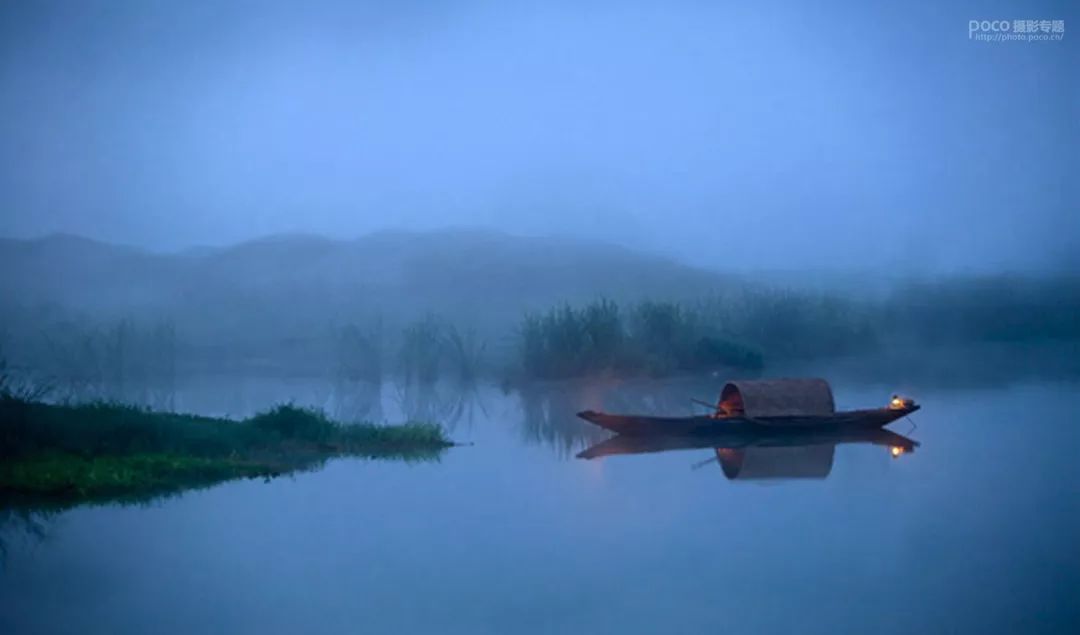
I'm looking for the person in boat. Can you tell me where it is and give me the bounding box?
[716,390,744,417]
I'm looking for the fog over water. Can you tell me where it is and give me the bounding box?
[1,3,1079,635]
[0,0,1076,273]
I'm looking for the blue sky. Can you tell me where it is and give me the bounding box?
[0,0,1075,272]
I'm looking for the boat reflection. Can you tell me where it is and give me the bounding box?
[576,428,919,481]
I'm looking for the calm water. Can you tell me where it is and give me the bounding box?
[2,374,1078,634]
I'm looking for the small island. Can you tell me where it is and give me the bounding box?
[0,395,452,509]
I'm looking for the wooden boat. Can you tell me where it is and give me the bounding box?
[576,378,919,436]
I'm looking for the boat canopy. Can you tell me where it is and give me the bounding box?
[718,378,835,418]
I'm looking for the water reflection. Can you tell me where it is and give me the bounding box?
[0,509,55,567]
[517,376,724,457]
[332,378,384,423]
[518,382,610,457]
[577,427,919,481]
[394,380,488,431]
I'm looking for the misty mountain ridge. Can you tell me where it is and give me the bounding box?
[0,229,732,339]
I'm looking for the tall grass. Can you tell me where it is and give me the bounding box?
[517,276,1080,380]
[397,315,485,385]
[442,324,486,385]
[0,354,52,402]
[336,322,383,384]
[695,288,880,359]
[36,318,176,407]
[398,315,443,384]
[520,299,765,379]
[884,276,1080,344]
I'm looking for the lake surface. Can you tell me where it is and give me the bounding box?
[2,373,1079,634]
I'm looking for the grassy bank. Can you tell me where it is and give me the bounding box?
[0,396,452,507]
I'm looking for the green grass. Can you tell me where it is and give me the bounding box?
[0,397,452,508]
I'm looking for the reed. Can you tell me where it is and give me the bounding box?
[397,315,487,385]
[336,322,383,384]
[519,299,765,380]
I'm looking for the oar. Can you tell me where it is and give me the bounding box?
[690,398,717,412]
[690,455,719,471]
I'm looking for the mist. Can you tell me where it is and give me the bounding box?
[2,4,1080,634]
[1,0,1075,274]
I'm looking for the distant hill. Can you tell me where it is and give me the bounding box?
[0,229,733,346]
[3,230,1077,381]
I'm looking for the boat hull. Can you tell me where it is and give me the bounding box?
[576,405,919,436]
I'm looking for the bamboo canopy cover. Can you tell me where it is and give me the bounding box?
[718,378,836,418]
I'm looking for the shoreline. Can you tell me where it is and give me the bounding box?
[0,398,452,509]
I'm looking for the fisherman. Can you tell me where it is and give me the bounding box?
[717,391,744,417]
